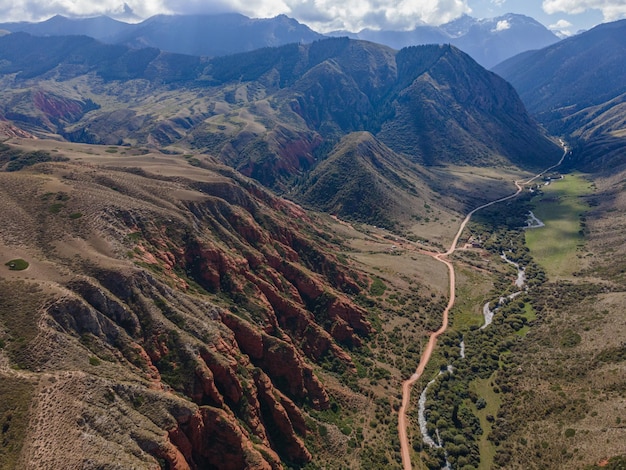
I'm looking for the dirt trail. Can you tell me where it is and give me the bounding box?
[398,147,568,469]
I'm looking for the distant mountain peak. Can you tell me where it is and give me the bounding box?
[327,12,559,68]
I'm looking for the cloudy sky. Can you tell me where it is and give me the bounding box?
[1,0,623,36]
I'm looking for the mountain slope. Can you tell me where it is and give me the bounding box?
[0,34,561,229]
[493,19,626,170]
[0,35,560,172]
[376,44,558,168]
[0,140,378,468]
[493,19,626,121]
[296,132,433,230]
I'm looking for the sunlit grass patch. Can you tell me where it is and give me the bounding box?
[525,173,593,278]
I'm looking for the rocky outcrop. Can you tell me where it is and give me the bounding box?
[33,159,376,468]
[220,311,330,407]
[153,434,191,470]
[185,406,281,470]
[253,369,311,463]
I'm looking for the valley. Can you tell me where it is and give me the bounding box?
[0,17,625,470]
[397,145,567,470]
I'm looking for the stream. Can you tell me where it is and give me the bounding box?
[525,211,545,229]
[417,249,528,466]
[418,365,454,470]
[481,252,526,329]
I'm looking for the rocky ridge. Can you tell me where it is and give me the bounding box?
[0,144,375,468]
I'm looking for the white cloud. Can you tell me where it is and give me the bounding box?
[491,0,506,6]
[549,18,574,35]
[0,0,472,31]
[280,0,473,32]
[0,0,166,22]
[493,19,511,31]
[543,0,626,22]
[549,18,573,27]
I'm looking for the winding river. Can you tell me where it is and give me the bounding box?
[481,252,526,329]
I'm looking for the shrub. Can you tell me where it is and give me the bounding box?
[369,277,387,296]
[5,259,29,271]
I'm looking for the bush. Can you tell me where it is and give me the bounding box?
[369,277,387,296]
[5,259,29,271]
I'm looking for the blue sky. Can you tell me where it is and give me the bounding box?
[0,0,620,36]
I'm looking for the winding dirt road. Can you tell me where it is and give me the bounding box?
[398,147,568,470]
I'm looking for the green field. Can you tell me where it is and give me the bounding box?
[470,373,502,470]
[525,173,593,279]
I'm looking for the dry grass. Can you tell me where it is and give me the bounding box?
[0,375,34,469]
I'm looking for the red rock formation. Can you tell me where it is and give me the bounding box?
[0,118,34,138]
[89,174,375,466]
[220,311,330,409]
[187,407,282,470]
[192,360,224,407]
[154,433,192,470]
[253,369,311,463]
[132,343,163,385]
[198,346,243,405]
[33,90,85,122]
[166,427,194,465]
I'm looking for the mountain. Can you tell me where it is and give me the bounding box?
[446,14,561,68]
[330,13,560,68]
[0,13,325,57]
[0,34,561,199]
[0,139,383,468]
[113,13,325,57]
[0,12,559,67]
[295,132,436,230]
[493,19,626,169]
[0,14,133,42]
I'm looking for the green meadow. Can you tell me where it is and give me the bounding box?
[525,173,593,279]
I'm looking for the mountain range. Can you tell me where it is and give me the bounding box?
[0,12,559,68]
[0,13,324,57]
[331,13,560,68]
[1,12,626,470]
[0,33,561,228]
